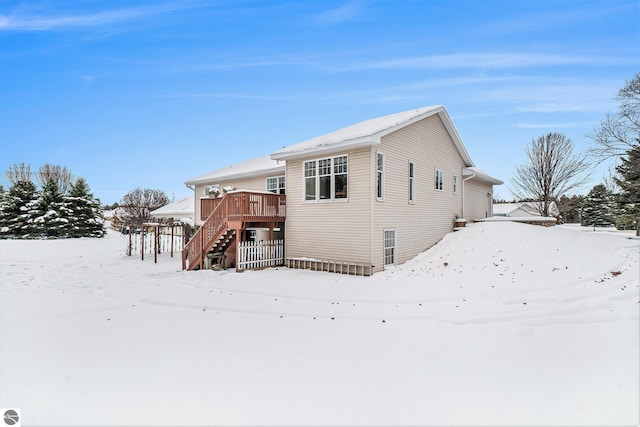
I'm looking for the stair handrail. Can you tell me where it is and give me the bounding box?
[182,191,286,270]
[182,195,229,270]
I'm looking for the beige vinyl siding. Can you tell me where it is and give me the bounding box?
[284,147,372,265]
[372,114,465,272]
[194,174,279,224]
[464,179,493,220]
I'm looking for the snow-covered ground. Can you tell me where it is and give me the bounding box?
[0,222,638,425]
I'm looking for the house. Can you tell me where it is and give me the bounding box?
[493,201,559,218]
[150,196,195,225]
[183,105,502,274]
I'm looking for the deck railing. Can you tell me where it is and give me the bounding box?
[201,197,222,220]
[200,192,286,223]
[184,191,286,270]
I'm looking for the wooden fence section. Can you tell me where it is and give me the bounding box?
[237,239,284,271]
[127,232,184,257]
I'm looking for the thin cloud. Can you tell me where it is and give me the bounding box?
[338,52,606,72]
[474,1,637,36]
[485,80,620,113]
[314,1,365,26]
[139,92,294,102]
[513,122,589,129]
[0,1,209,31]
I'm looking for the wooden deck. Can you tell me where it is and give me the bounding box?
[183,191,286,271]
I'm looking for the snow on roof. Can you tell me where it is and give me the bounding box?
[492,203,522,215]
[271,105,474,164]
[492,201,559,217]
[185,155,285,186]
[150,196,194,218]
[463,167,503,185]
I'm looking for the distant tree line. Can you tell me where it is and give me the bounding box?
[0,163,105,239]
[509,73,640,235]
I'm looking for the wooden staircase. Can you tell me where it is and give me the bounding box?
[182,191,286,271]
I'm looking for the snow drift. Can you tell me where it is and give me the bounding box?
[0,222,638,425]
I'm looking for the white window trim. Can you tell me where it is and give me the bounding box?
[302,154,349,203]
[435,169,444,192]
[376,151,385,201]
[266,175,286,194]
[383,229,397,267]
[453,174,458,194]
[408,161,415,204]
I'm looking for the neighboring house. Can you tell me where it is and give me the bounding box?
[183,105,502,274]
[149,196,195,225]
[493,201,559,218]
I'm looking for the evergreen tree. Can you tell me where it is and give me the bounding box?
[614,144,640,235]
[0,180,38,238]
[0,184,8,236]
[65,178,105,238]
[30,179,70,238]
[580,184,616,228]
[557,194,584,224]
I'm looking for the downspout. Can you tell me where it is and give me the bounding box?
[185,183,196,224]
[370,146,375,274]
[461,170,476,219]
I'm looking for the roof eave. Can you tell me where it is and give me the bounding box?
[463,167,503,185]
[372,107,474,167]
[271,137,378,161]
[185,165,286,186]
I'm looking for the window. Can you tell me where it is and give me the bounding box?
[318,158,332,200]
[303,155,348,201]
[334,155,348,199]
[453,174,458,194]
[435,169,444,191]
[408,162,415,203]
[377,152,384,200]
[304,161,316,200]
[267,176,286,194]
[384,230,396,267]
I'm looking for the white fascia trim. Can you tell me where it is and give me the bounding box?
[185,165,286,186]
[271,106,475,168]
[436,109,474,167]
[462,167,503,185]
[271,137,379,161]
[374,107,474,167]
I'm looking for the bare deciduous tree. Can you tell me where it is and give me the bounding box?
[36,163,74,194]
[587,72,640,161]
[511,132,590,217]
[116,188,171,228]
[5,162,32,185]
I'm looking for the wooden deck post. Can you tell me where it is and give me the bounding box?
[154,225,158,264]
[127,226,132,256]
[170,225,174,257]
[235,226,243,272]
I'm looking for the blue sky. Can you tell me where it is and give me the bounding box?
[1,0,638,204]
